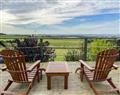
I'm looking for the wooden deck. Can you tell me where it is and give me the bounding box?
[0,62,120,95]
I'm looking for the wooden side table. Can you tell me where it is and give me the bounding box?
[46,62,69,90]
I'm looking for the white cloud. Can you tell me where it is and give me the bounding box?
[0,24,35,35]
[1,0,119,25]
[0,10,18,24]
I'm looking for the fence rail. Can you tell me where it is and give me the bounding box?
[0,36,119,61]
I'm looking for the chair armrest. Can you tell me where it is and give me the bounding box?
[112,64,118,69]
[27,60,40,72]
[79,60,94,71]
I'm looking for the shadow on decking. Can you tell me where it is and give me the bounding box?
[0,62,120,95]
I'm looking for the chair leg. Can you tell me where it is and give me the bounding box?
[88,81,98,95]
[1,80,13,95]
[38,75,40,82]
[39,68,46,80]
[80,68,84,82]
[4,80,13,91]
[85,75,98,95]
[37,70,40,82]
[40,69,42,80]
[107,78,120,95]
[25,73,38,95]
[25,83,32,95]
[75,67,84,82]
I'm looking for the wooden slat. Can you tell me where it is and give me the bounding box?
[93,49,118,81]
[0,50,28,82]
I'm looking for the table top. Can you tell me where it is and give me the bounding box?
[46,62,69,74]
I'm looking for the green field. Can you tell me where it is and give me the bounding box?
[44,39,83,61]
[54,49,67,61]
[0,35,84,61]
[44,39,83,60]
[0,35,118,61]
[44,39,83,46]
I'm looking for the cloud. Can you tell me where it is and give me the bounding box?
[1,0,119,25]
[1,24,35,35]
[0,10,18,24]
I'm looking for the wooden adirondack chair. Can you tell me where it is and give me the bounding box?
[76,49,120,95]
[0,50,40,95]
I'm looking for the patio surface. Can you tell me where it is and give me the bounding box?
[0,62,120,95]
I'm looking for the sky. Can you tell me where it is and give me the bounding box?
[0,0,120,35]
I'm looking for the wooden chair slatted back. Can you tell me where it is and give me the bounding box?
[93,49,118,81]
[1,50,28,82]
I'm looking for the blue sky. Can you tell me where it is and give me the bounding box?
[0,0,120,35]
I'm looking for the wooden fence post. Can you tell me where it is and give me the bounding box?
[84,38,88,61]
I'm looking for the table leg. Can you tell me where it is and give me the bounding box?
[64,75,68,89]
[47,76,51,90]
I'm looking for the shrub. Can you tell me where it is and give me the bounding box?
[88,39,116,61]
[64,49,83,61]
[14,36,55,62]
